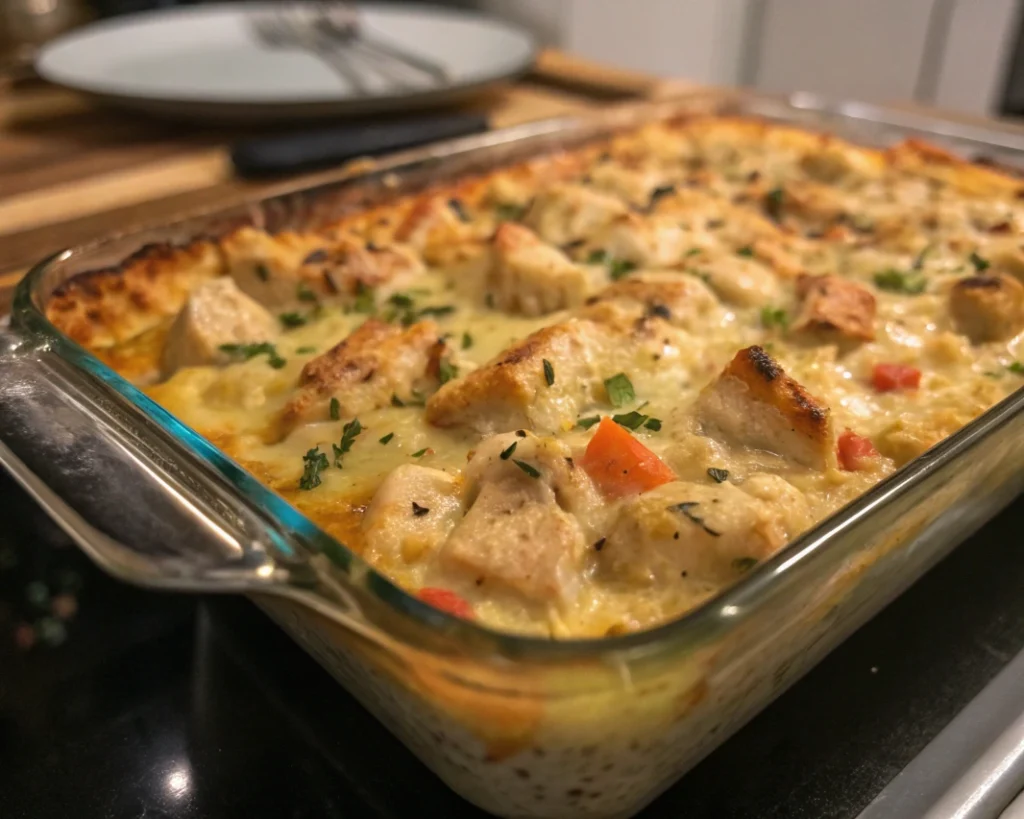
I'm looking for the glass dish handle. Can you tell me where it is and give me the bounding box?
[0,331,308,595]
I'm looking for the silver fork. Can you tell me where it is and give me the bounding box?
[249,8,371,94]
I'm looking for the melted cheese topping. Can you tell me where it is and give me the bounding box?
[65,118,1024,638]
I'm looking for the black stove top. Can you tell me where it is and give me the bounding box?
[2,469,1022,819]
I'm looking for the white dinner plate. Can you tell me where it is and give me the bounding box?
[35,2,536,122]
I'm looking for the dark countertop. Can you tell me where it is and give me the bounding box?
[1,468,1022,819]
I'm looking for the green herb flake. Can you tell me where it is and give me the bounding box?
[513,459,541,479]
[736,246,755,258]
[495,202,526,222]
[764,187,784,222]
[648,184,677,208]
[388,292,415,309]
[604,373,636,408]
[296,346,317,354]
[707,467,730,483]
[279,312,308,328]
[644,417,662,431]
[912,244,932,270]
[461,331,473,350]
[587,249,609,266]
[874,269,927,295]
[609,258,638,280]
[611,410,648,431]
[352,282,375,314]
[732,556,758,573]
[256,263,271,282]
[685,247,703,257]
[760,306,789,330]
[1008,361,1024,375]
[379,432,395,445]
[438,358,459,385]
[390,394,406,408]
[576,415,602,430]
[448,198,469,223]
[331,418,363,468]
[296,282,319,303]
[329,397,341,421]
[219,342,286,370]
[411,448,429,458]
[500,442,518,461]
[667,501,721,537]
[970,251,991,272]
[299,447,329,490]
[542,359,555,387]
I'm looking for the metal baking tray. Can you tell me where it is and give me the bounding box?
[1,91,1022,819]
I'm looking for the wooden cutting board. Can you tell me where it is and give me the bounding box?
[0,49,694,310]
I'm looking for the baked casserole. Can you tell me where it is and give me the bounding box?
[46,116,1024,639]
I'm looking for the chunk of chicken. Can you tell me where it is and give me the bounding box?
[277,319,442,437]
[949,274,1024,342]
[698,253,782,307]
[698,346,835,470]
[160,277,279,377]
[792,274,876,341]
[486,223,603,316]
[524,183,628,246]
[363,466,464,569]
[222,227,332,307]
[317,239,424,303]
[597,476,811,586]
[439,435,600,604]
[426,319,609,434]
[586,161,664,206]
[583,271,721,332]
[589,213,689,268]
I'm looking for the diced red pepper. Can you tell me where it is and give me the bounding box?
[418,587,474,619]
[837,429,879,471]
[872,363,921,392]
[580,417,676,497]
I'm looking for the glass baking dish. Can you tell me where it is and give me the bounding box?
[1,91,1023,819]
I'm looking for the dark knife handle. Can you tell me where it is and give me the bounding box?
[231,113,490,178]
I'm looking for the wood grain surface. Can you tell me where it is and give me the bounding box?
[0,49,693,309]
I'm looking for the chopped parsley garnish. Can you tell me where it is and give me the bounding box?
[296,346,317,354]
[760,306,789,330]
[256,263,271,282]
[438,358,459,385]
[331,419,363,468]
[970,251,991,272]
[388,292,415,309]
[296,282,318,303]
[379,432,395,445]
[644,417,662,431]
[1009,362,1024,375]
[764,187,784,222]
[500,441,518,460]
[279,312,308,328]
[411,448,429,458]
[219,342,286,369]
[732,556,758,572]
[299,447,329,490]
[513,459,541,479]
[411,502,430,517]
[461,331,473,350]
[611,411,647,430]
[484,293,495,308]
[648,184,676,208]
[912,244,932,270]
[494,202,526,222]
[587,249,609,265]
[874,269,927,294]
[667,501,721,537]
[604,373,635,408]
[609,259,638,280]
[593,537,606,552]
[391,394,406,407]
[707,467,729,483]
[410,304,455,322]
[329,397,340,421]
[576,415,602,430]
[448,198,469,223]
[543,359,555,386]
[685,247,703,257]
[736,246,755,258]
[352,281,375,314]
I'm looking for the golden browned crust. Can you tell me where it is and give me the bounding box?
[793,274,876,341]
[949,273,1024,342]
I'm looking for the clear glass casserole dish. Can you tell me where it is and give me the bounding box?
[1,92,1023,819]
